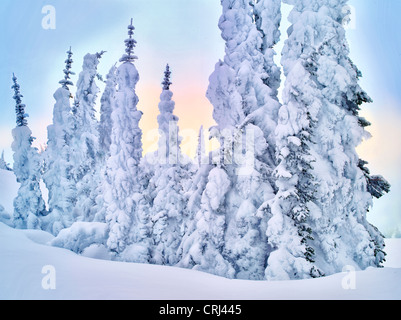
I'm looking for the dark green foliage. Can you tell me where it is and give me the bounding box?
[11,74,28,127]
[359,159,391,199]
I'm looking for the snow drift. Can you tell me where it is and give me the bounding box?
[0,221,400,300]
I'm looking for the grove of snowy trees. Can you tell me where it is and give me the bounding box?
[1,0,391,281]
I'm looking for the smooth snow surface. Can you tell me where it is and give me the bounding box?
[0,222,400,300]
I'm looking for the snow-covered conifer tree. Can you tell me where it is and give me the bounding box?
[155,64,181,165]
[89,65,118,224]
[195,126,206,166]
[202,0,280,280]
[265,69,323,279]
[11,74,46,229]
[177,158,236,278]
[178,76,237,276]
[42,48,77,235]
[266,0,389,279]
[104,20,151,261]
[99,65,117,159]
[177,126,210,265]
[251,0,282,97]
[217,0,280,159]
[70,51,104,222]
[149,65,188,265]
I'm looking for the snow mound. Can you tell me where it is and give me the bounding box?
[51,221,109,254]
[0,222,400,300]
[0,169,18,214]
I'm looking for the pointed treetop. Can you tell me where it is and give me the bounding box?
[12,74,28,127]
[96,50,107,59]
[95,51,107,83]
[162,64,172,90]
[196,125,206,166]
[119,18,138,63]
[0,150,12,171]
[11,73,22,101]
[59,46,75,90]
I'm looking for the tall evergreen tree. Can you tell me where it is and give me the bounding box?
[70,51,104,222]
[177,158,236,279]
[99,65,117,159]
[42,48,77,235]
[177,126,210,267]
[251,0,282,97]
[150,65,188,265]
[104,20,151,261]
[201,0,280,280]
[11,74,46,230]
[265,0,389,279]
[195,125,206,166]
[265,64,323,279]
[91,65,118,224]
[156,64,181,165]
[216,0,280,162]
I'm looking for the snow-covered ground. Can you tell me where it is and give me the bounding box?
[0,221,400,300]
[1,169,400,300]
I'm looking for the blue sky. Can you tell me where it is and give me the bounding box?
[345,0,401,237]
[0,0,400,237]
[0,0,226,159]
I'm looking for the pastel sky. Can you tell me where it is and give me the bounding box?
[0,0,400,237]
